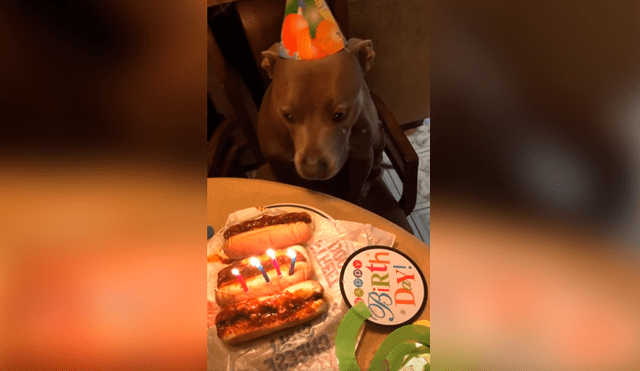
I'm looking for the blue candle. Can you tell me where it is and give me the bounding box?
[250,257,270,283]
[287,248,297,276]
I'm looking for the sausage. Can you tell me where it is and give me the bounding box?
[223,212,313,260]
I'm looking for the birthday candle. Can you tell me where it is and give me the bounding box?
[250,257,271,283]
[231,268,249,292]
[287,248,297,276]
[266,249,282,276]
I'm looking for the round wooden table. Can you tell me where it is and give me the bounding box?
[208,177,429,370]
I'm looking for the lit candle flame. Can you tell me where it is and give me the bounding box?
[250,257,270,283]
[231,268,248,292]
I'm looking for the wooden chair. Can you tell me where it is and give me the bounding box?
[207,0,419,216]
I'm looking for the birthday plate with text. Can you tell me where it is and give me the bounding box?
[339,246,427,326]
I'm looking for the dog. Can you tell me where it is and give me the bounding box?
[257,38,385,205]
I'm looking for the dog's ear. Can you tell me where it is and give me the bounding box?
[347,38,375,73]
[261,43,281,79]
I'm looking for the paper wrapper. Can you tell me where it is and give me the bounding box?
[207,205,395,371]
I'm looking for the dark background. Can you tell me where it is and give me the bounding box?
[431,1,640,369]
[432,1,639,236]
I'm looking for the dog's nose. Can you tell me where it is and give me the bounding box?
[301,157,329,176]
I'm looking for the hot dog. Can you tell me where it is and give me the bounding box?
[223,212,313,260]
[215,280,328,345]
[215,245,313,306]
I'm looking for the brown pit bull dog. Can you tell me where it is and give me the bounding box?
[257,38,385,206]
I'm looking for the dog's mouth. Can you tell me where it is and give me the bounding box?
[296,164,338,181]
[298,172,335,181]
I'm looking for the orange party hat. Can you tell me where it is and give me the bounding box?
[280,0,347,60]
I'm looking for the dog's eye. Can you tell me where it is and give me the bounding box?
[283,113,293,122]
[333,112,345,122]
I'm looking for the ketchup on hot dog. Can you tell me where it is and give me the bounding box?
[223,212,312,239]
[215,288,324,339]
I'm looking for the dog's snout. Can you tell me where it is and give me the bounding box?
[296,152,335,180]
[293,134,346,181]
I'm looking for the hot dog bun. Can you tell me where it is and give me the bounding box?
[216,280,328,345]
[224,222,312,260]
[215,246,313,306]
